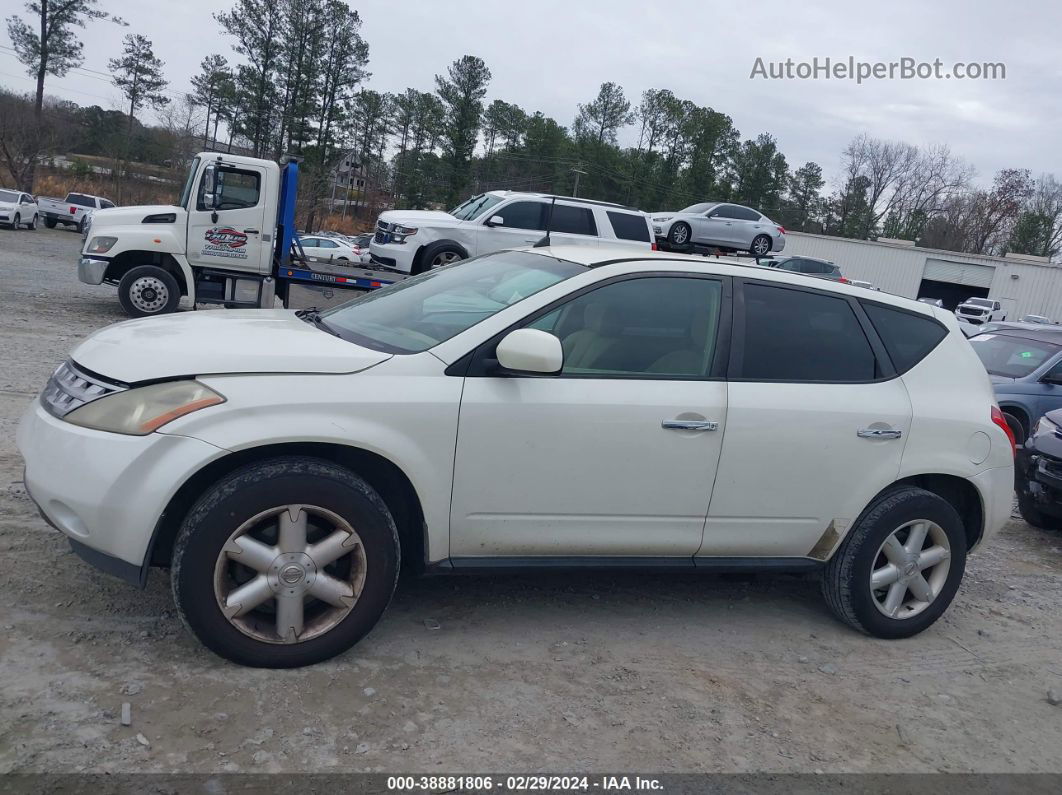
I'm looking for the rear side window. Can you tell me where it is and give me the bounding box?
[68,193,95,207]
[740,283,877,381]
[606,211,651,242]
[549,204,597,236]
[711,205,740,219]
[862,303,947,373]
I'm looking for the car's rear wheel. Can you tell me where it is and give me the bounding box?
[44,217,56,228]
[822,486,966,639]
[77,217,86,235]
[668,222,691,248]
[118,265,181,317]
[750,234,772,256]
[172,457,400,668]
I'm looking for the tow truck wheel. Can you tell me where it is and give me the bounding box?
[118,265,181,317]
[171,457,400,668]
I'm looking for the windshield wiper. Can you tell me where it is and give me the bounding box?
[296,306,340,337]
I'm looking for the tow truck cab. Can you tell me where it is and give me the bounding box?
[77,152,393,317]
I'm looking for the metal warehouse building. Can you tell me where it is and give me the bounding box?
[783,232,1061,320]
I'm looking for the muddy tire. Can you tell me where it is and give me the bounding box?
[117,265,181,317]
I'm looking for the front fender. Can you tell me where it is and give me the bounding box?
[159,362,461,563]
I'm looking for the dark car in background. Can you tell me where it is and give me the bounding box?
[1015,407,1062,530]
[968,327,1062,443]
[758,255,845,282]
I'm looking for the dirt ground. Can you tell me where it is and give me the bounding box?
[1,227,1061,775]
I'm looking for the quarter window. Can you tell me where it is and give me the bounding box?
[606,211,651,242]
[740,283,877,381]
[527,277,724,378]
[861,303,947,373]
[496,201,545,231]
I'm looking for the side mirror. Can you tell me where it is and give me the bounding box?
[1042,373,1062,386]
[484,215,504,227]
[202,164,217,209]
[494,329,563,374]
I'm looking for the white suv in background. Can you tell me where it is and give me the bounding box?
[955,297,1006,325]
[18,245,1014,668]
[370,191,654,273]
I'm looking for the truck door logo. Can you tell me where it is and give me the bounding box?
[203,227,249,259]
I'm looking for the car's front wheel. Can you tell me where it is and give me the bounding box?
[12,213,20,230]
[822,486,965,639]
[750,234,772,256]
[415,242,465,274]
[667,222,691,248]
[27,213,37,230]
[172,457,400,668]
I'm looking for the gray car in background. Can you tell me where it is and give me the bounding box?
[651,202,786,255]
[758,254,844,281]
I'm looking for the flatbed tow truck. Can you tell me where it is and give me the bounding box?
[78,152,408,317]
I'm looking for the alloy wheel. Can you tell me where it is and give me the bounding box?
[430,251,461,268]
[128,276,170,313]
[213,504,367,644]
[870,519,952,619]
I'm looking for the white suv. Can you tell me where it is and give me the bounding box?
[18,246,1015,667]
[955,297,1006,325]
[370,191,654,273]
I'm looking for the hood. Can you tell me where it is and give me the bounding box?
[378,209,459,227]
[989,374,1016,384]
[69,309,391,383]
[89,205,181,228]
[0,201,16,211]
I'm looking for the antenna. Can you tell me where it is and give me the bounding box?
[533,197,557,248]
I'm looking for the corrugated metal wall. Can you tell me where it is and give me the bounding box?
[783,232,1062,320]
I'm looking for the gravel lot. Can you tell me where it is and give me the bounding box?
[1,226,1061,774]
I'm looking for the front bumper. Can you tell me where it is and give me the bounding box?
[78,256,109,284]
[1016,448,1062,519]
[369,240,415,273]
[17,398,225,582]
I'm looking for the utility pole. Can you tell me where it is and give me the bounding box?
[570,166,587,197]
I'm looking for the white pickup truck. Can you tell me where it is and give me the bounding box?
[38,191,115,233]
[954,297,1007,326]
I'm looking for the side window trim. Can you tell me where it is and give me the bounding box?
[457,272,734,381]
[728,277,895,383]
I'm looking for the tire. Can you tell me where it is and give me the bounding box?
[77,217,86,235]
[1017,493,1062,531]
[750,234,772,256]
[667,222,691,248]
[171,457,401,668]
[336,256,349,261]
[822,486,966,639]
[12,213,19,231]
[117,265,181,317]
[414,242,465,274]
[44,217,56,229]
[27,213,37,230]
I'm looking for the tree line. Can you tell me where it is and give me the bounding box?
[3,0,1060,258]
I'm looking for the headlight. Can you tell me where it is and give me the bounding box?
[86,236,117,254]
[1033,415,1058,437]
[64,380,224,435]
[652,216,673,223]
[393,224,418,236]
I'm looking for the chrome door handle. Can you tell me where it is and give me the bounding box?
[662,420,719,431]
[857,428,903,439]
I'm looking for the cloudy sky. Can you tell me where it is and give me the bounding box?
[2,0,1059,189]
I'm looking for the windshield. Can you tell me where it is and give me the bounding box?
[0,190,18,202]
[320,250,585,353]
[680,202,717,214]
[969,334,1060,378]
[179,157,201,209]
[967,298,993,308]
[449,194,503,221]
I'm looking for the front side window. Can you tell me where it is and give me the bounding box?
[740,283,877,381]
[710,205,740,219]
[198,167,261,211]
[527,277,723,378]
[321,251,584,354]
[495,201,546,231]
[969,334,1061,378]
[450,193,503,221]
